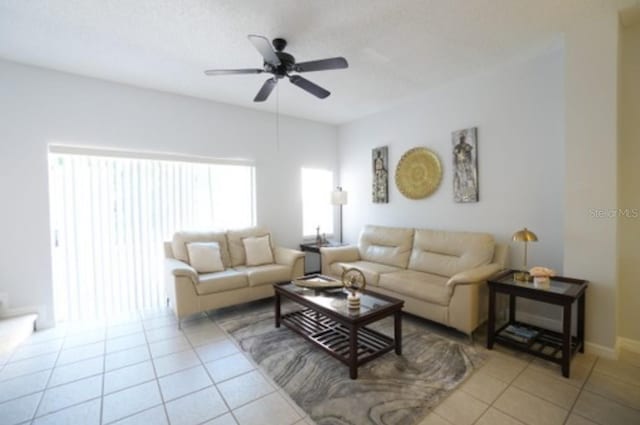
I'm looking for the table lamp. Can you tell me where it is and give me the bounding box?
[512,227,538,281]
[331,186,348,243]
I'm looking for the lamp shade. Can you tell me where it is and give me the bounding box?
[512,228,538,242]
[331,188,348,205]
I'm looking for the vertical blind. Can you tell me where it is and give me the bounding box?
[48,151,255,322]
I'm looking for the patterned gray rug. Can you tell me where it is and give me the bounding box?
[214,300,486,425]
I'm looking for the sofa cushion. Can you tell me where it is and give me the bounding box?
[329,260,401,286]
[236,264,292,287]
[243,235,274,266]
[172,231,231,268]
[186,242,225,273]
[227,227,272,267]
[196,270,249,294]
[408,229,495,278]
[379,270,450,306]
[358,225,414,268]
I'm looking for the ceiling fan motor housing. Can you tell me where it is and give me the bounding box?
[272,38,287,52]
[268,38,295,78]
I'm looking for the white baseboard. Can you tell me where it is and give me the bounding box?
[515,311,617,359]
[617,337,640,355]
[586,341,617,359]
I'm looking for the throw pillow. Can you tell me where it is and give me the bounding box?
[186,242,225,273]
[243,234,274,266]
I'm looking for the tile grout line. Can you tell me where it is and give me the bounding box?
[561,355,599,425]
[568,354,640,421]
[1,349,148,395]
[28,396,103,424]
[0,357,58,384]
[205,309,247,425]
[507,367,585,411]
[140,309,172,425]
[99,315,120,425]
[0,378,53,406]
[19,314,167,424]
[471,348,609,425]
[4,332,38,365]
[0,311,172,420]
[207,309,303,424]
[587,360,640,390]
[469,348,533,425]
[100,403,164,425]
[185,312,239,424]
[5,345,62,364]
[97,310,178,425]
[27,323,69,424]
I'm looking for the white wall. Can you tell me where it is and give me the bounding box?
[0,60,337,327]
[563,7,621,354]
[337,8,626,354]
[619,22,640,345]
[338,48,565,272]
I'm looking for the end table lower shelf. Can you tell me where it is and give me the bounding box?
[494,321,582,363]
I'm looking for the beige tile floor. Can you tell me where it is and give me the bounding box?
[0,305,638,425]
[421,334,640,425]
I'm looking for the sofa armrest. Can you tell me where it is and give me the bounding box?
[320,246,360,262]
[165,258,198,284]
[446,263,503,287]
[320,246,360,275]
[274,247,305,267]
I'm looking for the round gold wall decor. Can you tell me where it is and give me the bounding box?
[395,147,442,199]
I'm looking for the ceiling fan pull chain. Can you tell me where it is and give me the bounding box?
[276,83,280,152]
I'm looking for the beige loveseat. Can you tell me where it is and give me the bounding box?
[321,225,508,335]
[165,227,304,324]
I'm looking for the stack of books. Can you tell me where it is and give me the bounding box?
[501,324,539,343]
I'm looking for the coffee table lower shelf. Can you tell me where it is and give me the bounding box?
[281,308,395,374]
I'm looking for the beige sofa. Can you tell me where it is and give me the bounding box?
[165,227,304,325]
[321,225,508,335]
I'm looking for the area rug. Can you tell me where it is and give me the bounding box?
[214,301,486,425]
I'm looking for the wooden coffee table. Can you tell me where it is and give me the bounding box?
[273,281,404,379]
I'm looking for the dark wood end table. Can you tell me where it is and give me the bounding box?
[299,241,347,274]
[486,269,588,378]
[274,281,403,379]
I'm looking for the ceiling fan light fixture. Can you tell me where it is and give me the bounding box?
[204,34,348,102]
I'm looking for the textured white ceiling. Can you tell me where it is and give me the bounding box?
[0,0,630,124]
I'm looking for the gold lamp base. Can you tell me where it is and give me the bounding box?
[514,271,533,282]
[512,228,539,283]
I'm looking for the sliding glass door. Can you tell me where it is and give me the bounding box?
[48,149,255,322]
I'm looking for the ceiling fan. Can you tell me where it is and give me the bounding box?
[204,35,348,102]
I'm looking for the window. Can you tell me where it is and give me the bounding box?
[301,168,334,238]
[48,149,255,321]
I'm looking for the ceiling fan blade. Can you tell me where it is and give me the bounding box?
[289,75,330,99]
[248,34,281,66]
[294,57,348,73]
[254,78,277,102]
[204,68,264,76]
